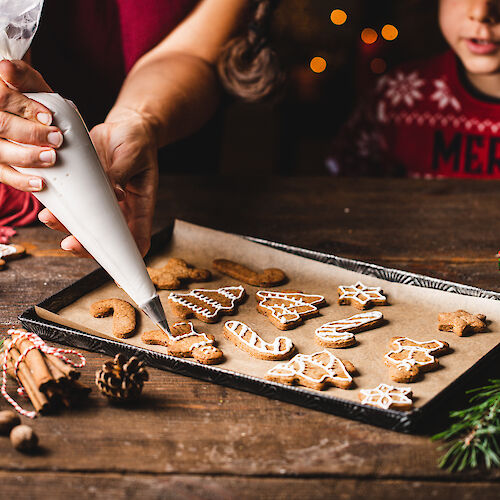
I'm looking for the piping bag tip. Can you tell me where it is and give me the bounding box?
[140,294,171,334]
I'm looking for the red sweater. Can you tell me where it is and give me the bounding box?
[328,50,500,178]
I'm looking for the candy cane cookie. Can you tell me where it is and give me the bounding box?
[223,320,295,360]
[315,311,384,348]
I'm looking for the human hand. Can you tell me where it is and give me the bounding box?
[39,108,159,257]
[0,60,63,191]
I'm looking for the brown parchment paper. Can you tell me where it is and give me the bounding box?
[37,220,500,408]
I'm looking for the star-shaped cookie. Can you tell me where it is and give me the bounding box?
[359,383,413,411]
[438,310,487,337]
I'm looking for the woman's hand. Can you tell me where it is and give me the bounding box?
[0,60,63,191]
[39,108,159,257]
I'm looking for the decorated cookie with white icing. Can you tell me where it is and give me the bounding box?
[142,321,223,364]
[0,243,25,269]
[256,290,326,330]
[168,285,246,323]
[337,281,387,310]
[359,384,413,411]
[223,320,295,360]
[265,350,355,391]
[384,336,450,383]
[315,311,384,348]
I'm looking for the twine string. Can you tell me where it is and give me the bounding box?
[1,329,86,418]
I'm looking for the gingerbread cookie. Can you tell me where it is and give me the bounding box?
[438,310,487,337]
[384,336,450,383]
[256,290,326,330]
[142,321,223,364]
[168,285,246,323]
[315,311,384,348]
[147,258,211,290]
[0,243,26,269]
[265,350,355,390]
[90,299,136,338]
[337,281,387,310]
[213,258,286,287]
[223,320,295,360]
[359,384,413,411]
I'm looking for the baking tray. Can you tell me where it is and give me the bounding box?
[19,222,500,433]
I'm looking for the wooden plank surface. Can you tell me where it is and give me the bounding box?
[1,176,500,497]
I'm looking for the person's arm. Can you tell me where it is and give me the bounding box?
[39,0,250,256]
[109,0,250,148]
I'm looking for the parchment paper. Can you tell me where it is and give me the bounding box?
[38,220,500,408]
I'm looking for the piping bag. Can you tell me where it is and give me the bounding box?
[1,1,171,334]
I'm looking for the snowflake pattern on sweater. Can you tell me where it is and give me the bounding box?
[328,50,500,178]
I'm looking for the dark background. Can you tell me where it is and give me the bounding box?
[208,0,447,176]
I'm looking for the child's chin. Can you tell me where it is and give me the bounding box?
[462,56,500,76]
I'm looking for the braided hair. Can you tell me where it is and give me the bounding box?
[217,0,284,102]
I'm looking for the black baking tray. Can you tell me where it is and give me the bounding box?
[19,222,500,433]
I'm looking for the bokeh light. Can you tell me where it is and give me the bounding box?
[361,28,378,45]
[370,58,387,74]
[310,56,327,73]
[381,24,398,41]
[330,9,347,25]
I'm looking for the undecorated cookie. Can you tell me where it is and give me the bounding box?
[147,257,211,289]
[90,298,136,338]
[438,310,487,337]
[213,258,286,287]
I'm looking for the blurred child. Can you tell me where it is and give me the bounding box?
[328,0,500,178]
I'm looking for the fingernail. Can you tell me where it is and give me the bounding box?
[37,113,52,125]
[60,239,72,251]
[39,149,56,164]
[28,178,43,191]
[47,131,63,147]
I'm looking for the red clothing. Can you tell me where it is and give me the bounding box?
[328,50,500,178]
[1,0,198,235]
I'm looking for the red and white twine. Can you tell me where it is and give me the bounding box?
[1,329,86,418]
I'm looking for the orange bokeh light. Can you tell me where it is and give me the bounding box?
[370,58,387,74]
[330,9,347,25]
[310,56,327,73]
[381,24,398,41]
[361,28,378,45]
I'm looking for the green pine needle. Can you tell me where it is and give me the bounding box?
[432,379,500,472]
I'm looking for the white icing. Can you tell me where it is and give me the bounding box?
[338,281,386,306]
[169,286,245,319]
[15,94,157,308]
[384,337,446,370]
[224,320,293,355]
[256,290,324,326]
[315,311,383,344]
[169,321,213,352]
[359,383,413,410]
[0,244,17,258]
[267,350,352,387]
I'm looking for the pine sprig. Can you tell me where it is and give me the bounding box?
[432,379,500,472]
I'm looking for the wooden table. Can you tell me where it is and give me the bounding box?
[2,176,500,499]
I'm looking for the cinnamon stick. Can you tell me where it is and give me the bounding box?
[44,353,79,380]
[5,349,50,414]
[12,335,54,391]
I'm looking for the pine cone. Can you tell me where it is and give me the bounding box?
[95,354,149,401]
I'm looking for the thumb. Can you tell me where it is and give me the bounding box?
[0,60,52,92]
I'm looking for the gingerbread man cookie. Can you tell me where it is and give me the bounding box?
[256,290,326,330]
[359,384,413,411]
[223,320,295,360]
[337,281,387,310]
[265,350,355,390]
[0,243,26,269]
[90,299,137,338]
[315,311,384,348]
[384,336,450,383]
[438,310,487,337]
[147,258,211,289]
[168,286,246,323]
[142,321,223,364]
[213,258,286,287]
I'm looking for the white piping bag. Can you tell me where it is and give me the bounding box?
[1,2,170,333]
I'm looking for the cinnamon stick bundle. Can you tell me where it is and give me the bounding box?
[3,330,90,416]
